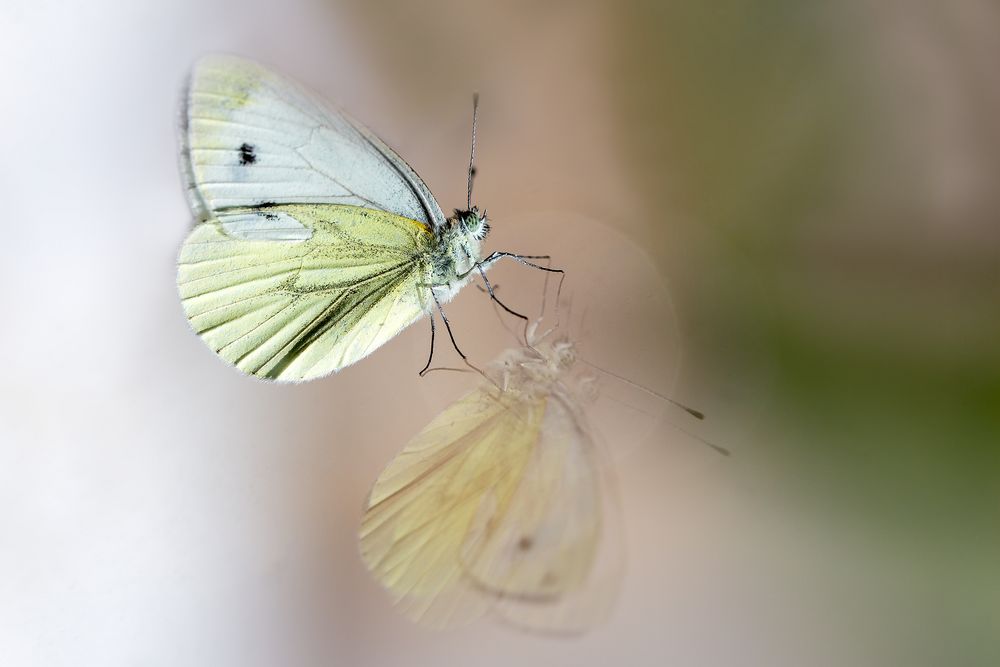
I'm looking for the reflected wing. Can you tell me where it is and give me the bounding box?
[177,204,432,381]
[181,55,445,228]
[359,389,543,628]
[359,385,614,631]
[480,394,622,634]
[463,392,601,600]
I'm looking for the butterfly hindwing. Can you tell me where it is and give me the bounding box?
[477,392,622,634]
[177,204,433,381]
[359,388,542,627]
[463,392,603,601]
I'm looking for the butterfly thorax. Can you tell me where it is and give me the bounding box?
[493,340,598,405]
[428,207,489,290]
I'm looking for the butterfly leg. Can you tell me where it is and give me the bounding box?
[418,312,436,376]
[423,286,495,385]
[476,265,529,331]
[477,251,559,272]
[476,252,565,304]
[455,248,531,340]
[475,252,566,341]
[475,269,529,345]
[429,286,468,361]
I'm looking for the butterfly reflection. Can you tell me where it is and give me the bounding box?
[359,335,623,634]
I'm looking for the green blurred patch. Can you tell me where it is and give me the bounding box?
[613,1,999,661]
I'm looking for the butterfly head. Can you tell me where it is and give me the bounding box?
[453,206,490,241]
[492,339,594,402]
[548,339,577,371]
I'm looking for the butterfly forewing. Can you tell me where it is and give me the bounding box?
[182,55,445,227]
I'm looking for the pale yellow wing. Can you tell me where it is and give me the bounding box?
[476,393,622,634]
[462,391,602,588]
[360,384,613,631]
[359,388,544,628]
[177,204,433,381]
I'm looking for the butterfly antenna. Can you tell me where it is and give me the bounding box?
[579,358,707,421]
[467,92,479,210]
[661,420,732,458]
[578,357,728,456]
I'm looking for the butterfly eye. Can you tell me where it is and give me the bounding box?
[468,210,489,240]
[579,376,599,401]
[551,341,576,367]
[454,209,489,240]
[476,218,491,240]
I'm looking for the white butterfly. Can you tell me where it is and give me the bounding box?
[359,308,729,633]
[177,56,551,381]
[359,334,624,633]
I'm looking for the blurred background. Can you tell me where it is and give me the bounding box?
[2,1,998,665]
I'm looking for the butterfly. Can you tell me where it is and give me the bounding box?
[359,335,623,633]
[176,56,553,381]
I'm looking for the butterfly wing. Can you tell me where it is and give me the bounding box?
[359,383,614,631]
[475,392,623,634]
[181,55,445,228]
[359,388,543,627]
[177,204,432,381]
[177,55,451,379]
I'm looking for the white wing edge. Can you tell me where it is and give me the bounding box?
[177,69,211,222]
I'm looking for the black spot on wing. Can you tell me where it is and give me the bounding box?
[238,142,257,165]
